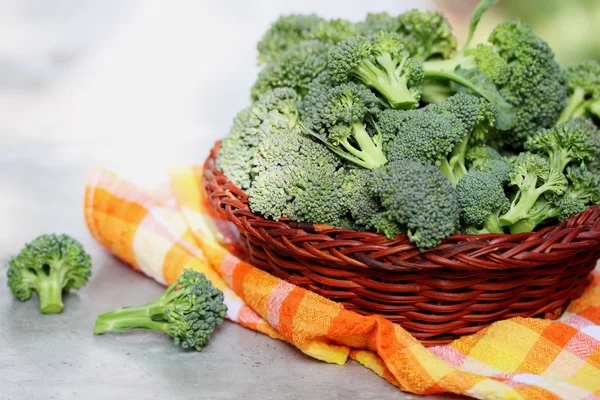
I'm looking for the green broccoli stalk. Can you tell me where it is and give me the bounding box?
[558,61,600,123]
[456,172,508,234]
[7,234,92,314]
[371,159,460,249]
[524,120,597,173]
[94,270,227,351]
[328,32,424,109]
[301,80,387,169]
[499,153,568,226]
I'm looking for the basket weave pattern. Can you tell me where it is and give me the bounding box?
[203,143,600,345]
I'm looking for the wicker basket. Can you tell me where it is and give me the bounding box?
[203,142,600,346]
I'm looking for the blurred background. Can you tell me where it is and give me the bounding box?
[1,0,598,186]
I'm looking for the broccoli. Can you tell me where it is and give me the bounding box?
[327,32,424,109]
[524,120,597,172]
[371,160,460,249]
[499,153,568,227]
[361,10,457,61]
[513,165,600,233]
[465,145,503,170]
[370,212,403,239]
[422,0,566,146]
[456,172,508,234]
[7,234,91,314]
[217,88,300,190]
[257,15,362,64]
[301,80,387,169]
[94,269,227,351]
[251,40,329,101]
[558,60,600,123]
[385,93,495,185]
[472,159,511,185]
[341,167,382,229]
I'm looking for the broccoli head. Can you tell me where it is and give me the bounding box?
[301,80,387,169]
[94,269,227,351]
[257,15,362,64]
[327,32,424,109]
[371,160,460,250]
[385,93,496,185]
[361,10,457,61]
[217,88,300,190]
[7,233,91,314]
[456,172,508,234]
[524,119,597,172]
[499,153,568,226]
[558,60,600,123]
[251,40,330,101]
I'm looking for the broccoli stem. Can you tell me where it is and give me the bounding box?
[588,100,600,118]
[338,123,387,169]
[548,149,570,173]
[449,134,470,181]
[93,302,174,335]
[439,158,459,186]
[38,278,64,314]
[483,210,504,234]
[500,189,544,226]
[423,70,482,97]
[357,58,418,109]
[558,87,586,123]
[421,80,453,103]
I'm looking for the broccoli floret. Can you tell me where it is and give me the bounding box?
[217,88,300,190]
[327,32,424,109]
[251,40,330,101]
[248,124,342,223]
[7,234,91,314]
[257,15,362,64]
[362,10,457,61]
[499,153,568,226]
[371,160,459,250]
[509,165,600,233]
[301,81,387,169]
[422,1,566,146]
[524,120,597,172]
[94,270,227,351]
[472,159,511,185]
[371,212,403,239]
[558,61,600,123]
[456,172,508,234]
[375,109,410,146]
[385,93,495,185]
[465,145,503,170]
[341,168,382,229]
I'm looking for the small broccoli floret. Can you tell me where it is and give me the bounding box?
[558,60,600,123]
[251,41,330,101]
[371,212,403,238]
[217,88,300,190]
[94,270,227,351]
[456,172,508,234]
[465,145,503,170]
[257,15,362,64]
[341,168,382,229]
[327,32,424,109]
[499,153,568,226]
[301,81,387,169]
[7,234,91,314]
[385,93,495,185]
[376,109,409,146]
[473,159,511,185]
[371,160,459,250]
[395,9,457,60]
[524,120,597,172]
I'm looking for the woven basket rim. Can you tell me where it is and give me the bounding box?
[205,141,600,272]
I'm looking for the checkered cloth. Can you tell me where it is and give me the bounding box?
[84,165,600,399]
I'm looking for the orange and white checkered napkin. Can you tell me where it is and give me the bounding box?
[84,165,600,400]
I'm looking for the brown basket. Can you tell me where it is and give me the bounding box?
[203,142,600,346]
